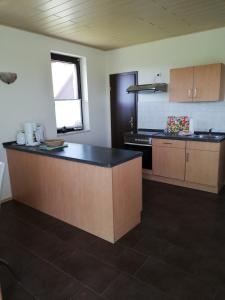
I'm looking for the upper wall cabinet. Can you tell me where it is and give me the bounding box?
[169,63,224,102]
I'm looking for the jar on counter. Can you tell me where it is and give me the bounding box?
[16,130,26,145]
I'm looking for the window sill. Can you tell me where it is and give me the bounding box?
[57,129,90,136]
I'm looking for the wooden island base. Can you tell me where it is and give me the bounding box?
[7,149,142,243]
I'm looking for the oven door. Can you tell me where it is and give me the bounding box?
[124,143,152,170]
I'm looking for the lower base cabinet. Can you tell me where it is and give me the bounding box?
[185,148,219,186]
[152,139,225,193]
[152,139,186,180]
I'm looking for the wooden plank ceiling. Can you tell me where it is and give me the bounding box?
[0,0,225,50]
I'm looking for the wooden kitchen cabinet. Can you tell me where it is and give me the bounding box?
[185,141,221,187]
[170,63,224,102]
[152,139,186,180]
[170,67,194,102]
[148,139,225,193]
[194,64,224,101]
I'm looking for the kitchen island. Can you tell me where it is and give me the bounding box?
[3,142,142,243]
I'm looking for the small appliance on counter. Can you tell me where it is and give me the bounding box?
[24,122,40,146]
[36,124,45,143]
[16,122,45,146]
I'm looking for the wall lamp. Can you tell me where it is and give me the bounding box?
[0,72,17,84]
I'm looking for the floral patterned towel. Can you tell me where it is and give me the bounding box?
[167,116,190,134]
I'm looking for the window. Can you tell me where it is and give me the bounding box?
[51,53,83,133]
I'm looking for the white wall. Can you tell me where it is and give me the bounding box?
[106,27,225,134]
[0,25,107,200]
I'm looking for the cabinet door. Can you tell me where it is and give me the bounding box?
[152,146,186,180]
[169,67,194,102]
[185,149,219,186]
[193,63,223,102]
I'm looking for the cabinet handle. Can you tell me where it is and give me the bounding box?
[193,88,197,98]
[186,152,189,162]
[188,88,192,98]
[163,142,172,145]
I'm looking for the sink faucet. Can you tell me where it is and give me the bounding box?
[209,128,213,134]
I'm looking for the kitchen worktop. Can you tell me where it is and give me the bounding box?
[3,142,142,168]
[152,132,225,143]
[124,129,225,143]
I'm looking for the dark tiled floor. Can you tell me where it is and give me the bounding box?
[1,180,225,299]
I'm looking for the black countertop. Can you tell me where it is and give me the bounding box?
[124,129,225,143]
[3,142,142,168]
[152,132,225,143]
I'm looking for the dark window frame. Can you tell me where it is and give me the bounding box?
[51,53,84,134]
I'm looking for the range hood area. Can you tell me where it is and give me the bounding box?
[127,83,168,93]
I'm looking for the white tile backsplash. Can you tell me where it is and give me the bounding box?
[138,94,225,132]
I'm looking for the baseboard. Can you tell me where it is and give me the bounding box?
[142,169,153,175]
[143,172,219,194]
[0,197,13,204]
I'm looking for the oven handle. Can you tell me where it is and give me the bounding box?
[124,142,152,147]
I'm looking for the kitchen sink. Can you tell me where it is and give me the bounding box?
[196,134,222,139]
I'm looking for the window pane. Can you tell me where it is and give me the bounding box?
[55,100,82,129]
[51,61,78,100]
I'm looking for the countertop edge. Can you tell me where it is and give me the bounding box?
[3,142,142,168]
[152,135,225,143]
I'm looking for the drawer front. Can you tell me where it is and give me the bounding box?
[186,141,220,152]
[152,138,186,149]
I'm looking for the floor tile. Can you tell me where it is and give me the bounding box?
[46,219,98,253]
[70,287,104,299]
[2,200,57,230]
[46,219,88,241]
[0,234,36,276]
[20,255,81,299]
[86,238,147,274]
[0,264,17,292]
[0,234,81,299]
[37,280,82,300]
[214,287,225,300]
[55,250,120,293]
[23,230,77,263]
[193,237,225,262]
[2,282,36,300]
[162,244,203,274]
[103,273,174,300]
[116,224,146,248]
[135,257,215,300]
[134,234,174,258]
[0,216,77,263]
[193,257,225,288]
[2,179,225,299]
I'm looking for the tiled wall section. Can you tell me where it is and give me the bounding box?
[138,93,225,132]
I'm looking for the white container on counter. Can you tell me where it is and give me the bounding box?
[189,118,194,135]
[36,125,45,142]
[16,131,26,145]
[24,122,40,146]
